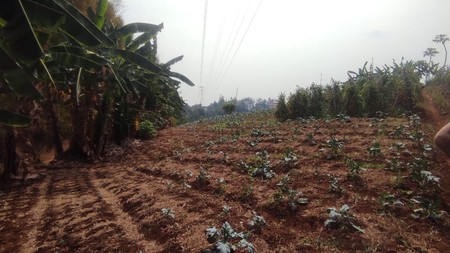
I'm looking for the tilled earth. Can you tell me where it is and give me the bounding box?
[1,112,450,252]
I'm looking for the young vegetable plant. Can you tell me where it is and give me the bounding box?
[378,192,404,215]
[324,204,364,233]
[324,136,344,159]
[367,141,382,157]
[216,177,227,195]
[243,151,275,179]
[375,111,388,119]
[410,196,446,222]
[407,157,432,183]
[389,124,406,139]
[306,133,316,146]
[273,175,309,212]
[408,114,425,147]
[279,148,298,170]
[385,158,405,172]
[248,212,267,233]
[197,168,211,185]
[204,221,255,253]
[329,176,344,194]
[345,158,364,181]
[221,205,231,217]
[336,114,351,122]
[239,177,254,201]
[161,208,175,221]
[251,128,267,137]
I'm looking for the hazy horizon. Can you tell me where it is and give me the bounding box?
[122,0,450,105]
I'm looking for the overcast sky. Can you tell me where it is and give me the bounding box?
[122,0,450,105]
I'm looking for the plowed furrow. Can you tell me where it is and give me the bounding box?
[35,169,143,252]
[0,182,42,253]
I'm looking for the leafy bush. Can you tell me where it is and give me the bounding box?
[275,94,289,122]
[223,103,236,114]
[138,120,157,139]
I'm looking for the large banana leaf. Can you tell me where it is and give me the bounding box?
[22,0,66,33]
[0,109,31,127]
[0,45,43,99]
[50,0,115,47]
[162,55,184,69]
[110,49,162,73]
[50,52,103,69]
[116,23,164,38]
[134,80,157,101]
[169,71,195,86]
[107,65,127,94]
[87,7,96,22]
[49,45,109,65]
[126,33,154,52]
[135,42,153,58]
[0,0,44,63]
[2,68,43,99]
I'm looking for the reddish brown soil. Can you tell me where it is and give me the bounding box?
[1,98,450,252]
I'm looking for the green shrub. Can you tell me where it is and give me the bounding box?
[275,94,289,122]
[138,120,157,139]
[222,103,236,114]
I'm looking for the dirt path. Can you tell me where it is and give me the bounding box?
[421,89,450,204]
[421,90,448,130]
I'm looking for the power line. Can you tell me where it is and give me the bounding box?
[211,6,242,89]
[199,0,208,86]
[206,15,226,85]
[199,0,208,104]
[213,1,253,87]
[216,0,263,89]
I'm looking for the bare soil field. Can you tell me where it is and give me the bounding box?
[1,108,450,252]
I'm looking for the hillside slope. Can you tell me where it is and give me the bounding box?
[1,109,449,252]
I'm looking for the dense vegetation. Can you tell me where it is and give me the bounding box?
[0,0,194,183]
[276,60,426,121]
[275,34,449,121]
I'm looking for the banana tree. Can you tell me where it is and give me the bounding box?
[0,0,62,180]
[1,0,195,164]
[44,0,194,156]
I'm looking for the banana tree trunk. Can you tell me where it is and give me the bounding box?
[92,92,113,155]
[67,101,86,156]
[2,127,18,184]
[44,99,64,158]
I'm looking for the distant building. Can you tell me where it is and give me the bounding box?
[268,98,278,109]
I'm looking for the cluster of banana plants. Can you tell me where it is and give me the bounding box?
[0,0,194,179]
